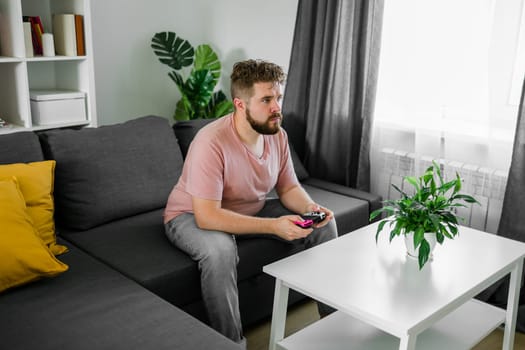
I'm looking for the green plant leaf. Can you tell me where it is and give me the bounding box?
[446,223,458,236]
[391,221,403,240]
[405,176,419,191]
[151,32,194,70]
[418,239,431,269]
[452,194,480,204]
[209,100,234,119]
[389,229,398,242]
[370,210,382,221]
[439,179,457,194]
[194,45,221,85]
[433,160,444,184]
[436,230,445,244]
[413,227,425,249]
[182,69,215,116]
[453,174,462,194]
[375,220,389,242]
[391,183,409,198]
[174,97,193,121]
[422,167,434,185]
[206,91,233,118]
[168,71,185,91]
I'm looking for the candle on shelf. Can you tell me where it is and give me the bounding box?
[42,33,55,57]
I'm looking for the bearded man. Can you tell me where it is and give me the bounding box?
[164,59,337,347]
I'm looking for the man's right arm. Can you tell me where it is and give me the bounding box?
[192,196,314,241]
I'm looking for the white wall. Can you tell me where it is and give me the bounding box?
[90,0,298,125]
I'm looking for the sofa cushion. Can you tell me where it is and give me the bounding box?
[58,209,201,308]
[39,116,184,230]
[303,177,383,214]
[0,160,67,255]
[0,177,68,293]
[0,131,43,164]
[0,238,240,350]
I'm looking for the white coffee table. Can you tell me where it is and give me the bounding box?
[263,222,525,350]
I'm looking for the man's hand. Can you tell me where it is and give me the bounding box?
[272,215,314,241]
[304,203,334,229]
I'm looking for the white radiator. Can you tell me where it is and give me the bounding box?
[378,148,508,234]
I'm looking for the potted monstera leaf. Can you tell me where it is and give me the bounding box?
[369,161,479,269]
[151,31,233,121]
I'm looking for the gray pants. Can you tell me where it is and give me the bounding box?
[164,199,338,344]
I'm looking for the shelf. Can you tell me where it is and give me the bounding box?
[277,299,506,350]
[0,120,90,135]
[0,56,23,63]
[0,0,96,131]
[0,124,26,135]
[26,55,86,62]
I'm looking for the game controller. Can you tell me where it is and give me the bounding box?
[301,211,326,223]
[293,219,314,229]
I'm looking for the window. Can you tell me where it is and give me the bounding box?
[374,0,523,143]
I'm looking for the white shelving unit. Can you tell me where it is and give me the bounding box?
[0,0,96,134]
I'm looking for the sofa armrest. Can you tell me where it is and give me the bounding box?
[301,177,382,217]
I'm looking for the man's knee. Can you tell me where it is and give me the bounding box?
[319,218,338,236]
[199,233,239,269]
[308,219,338,247]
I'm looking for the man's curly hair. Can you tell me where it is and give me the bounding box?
[230,59,286,100]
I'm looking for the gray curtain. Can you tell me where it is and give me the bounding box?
[478,77,525,333]
[282,0,384,191]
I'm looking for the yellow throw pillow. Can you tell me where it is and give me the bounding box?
[0,160,67,255]
[0,177,68,293]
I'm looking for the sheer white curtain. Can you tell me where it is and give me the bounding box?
[371,0,523,232]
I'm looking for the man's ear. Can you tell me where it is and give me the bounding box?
[233,97,246,111]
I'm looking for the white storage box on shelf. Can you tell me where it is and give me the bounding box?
[30,90,87,126]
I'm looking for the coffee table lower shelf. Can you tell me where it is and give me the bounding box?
[277,299,505,350]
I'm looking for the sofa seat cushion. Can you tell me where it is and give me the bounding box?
[39,116,183,231]
[0,238,239,350]
[58,209,201,308]
[303,177,383,214]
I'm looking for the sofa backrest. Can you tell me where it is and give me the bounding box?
[39,116,183,231]
[0,131,44,164]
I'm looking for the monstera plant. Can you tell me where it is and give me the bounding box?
[151,31,233,121]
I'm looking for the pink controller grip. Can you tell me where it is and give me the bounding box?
[294,219,314,228]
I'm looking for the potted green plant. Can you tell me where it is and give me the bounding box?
[369,161,479,269]
[151,31,233,121]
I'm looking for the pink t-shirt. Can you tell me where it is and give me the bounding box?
[164,114,299,223]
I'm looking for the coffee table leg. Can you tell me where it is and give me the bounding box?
[502,258,524,350]
[399,333,417,350]
[269,279,289,350]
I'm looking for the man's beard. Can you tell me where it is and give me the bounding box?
[246,108,282,135]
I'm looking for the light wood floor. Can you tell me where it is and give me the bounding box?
[245,299,525,350]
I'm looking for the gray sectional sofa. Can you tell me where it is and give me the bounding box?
[0,116,381,349]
